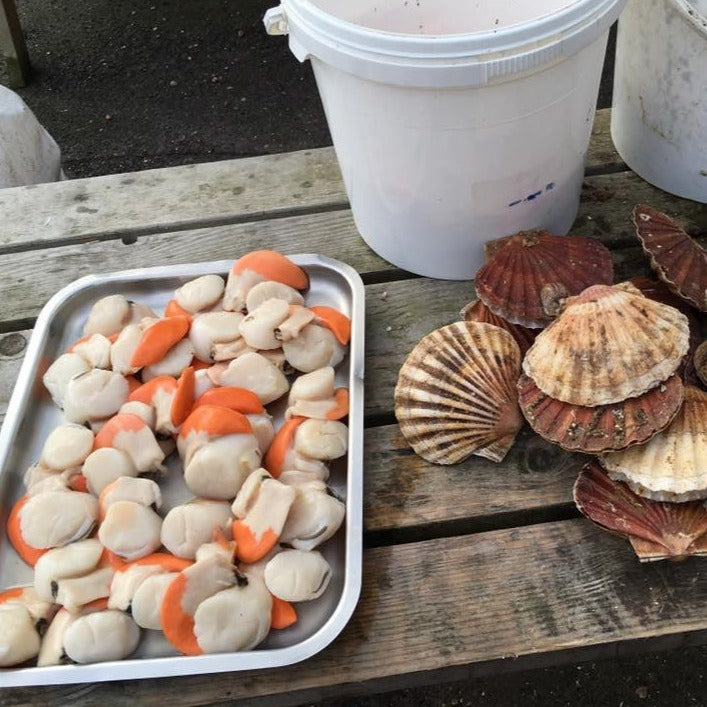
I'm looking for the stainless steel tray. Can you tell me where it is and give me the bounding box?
[0,255,364,686]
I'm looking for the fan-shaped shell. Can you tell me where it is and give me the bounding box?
[475,231,613,328]
[573,461,707,562]
[517,373,684,454]
[633,204,707,312]
[522,284,690,406]
[395,322,522,464]
[599,386,707,502]
[459,299,537,356]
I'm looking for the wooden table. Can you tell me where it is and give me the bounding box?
[0,109,705,706]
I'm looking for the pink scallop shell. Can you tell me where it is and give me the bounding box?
[574,461,707,562]
[517,373,684,454]
[633,204,707,312]
[475,231,614,328]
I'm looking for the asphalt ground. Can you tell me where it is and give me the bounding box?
[4,1,707,705]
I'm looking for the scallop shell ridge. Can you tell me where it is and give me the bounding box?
[395,322,523,464]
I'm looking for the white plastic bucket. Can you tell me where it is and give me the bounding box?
[265,0,626,279]
[611,0,707,204]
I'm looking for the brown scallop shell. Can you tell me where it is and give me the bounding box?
[633,204,707,312]
[574,461,707,562]
[629,275,703,386]
[628,275,698,318]
[522,284,690,406]
[599,386,707,502]
[694,340,707,389]
[459,299,537,356]
[475,231,614,328]
[395,322,523,464]
[517,373,684,454]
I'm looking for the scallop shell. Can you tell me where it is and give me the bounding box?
[522,284,690,406]
[459,299,537,356]
[517,373,684,454]
[628,275,697,318]
[629,275,702,386]
[573,461,707,562]
[394,322,523,464]
[694,340,707,389]
[633,204,707,312]
[599,386,707,502]
[475,231,614,327]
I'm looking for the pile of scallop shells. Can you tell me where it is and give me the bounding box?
[0,250,351,668]
[396,205,707,562]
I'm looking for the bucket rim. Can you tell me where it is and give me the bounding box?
[670,0,707,34]
[279,0,624,57]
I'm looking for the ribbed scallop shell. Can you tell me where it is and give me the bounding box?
[517,373,684,453]
[459,299,537,356]
[522,284,690,406]
[395,322,523,464]
[574,461,707,562]
[695,341,707,389]
[629,275,702,386]
[633,204,707,312]
[475,231,614,328]
[599,386,707,502]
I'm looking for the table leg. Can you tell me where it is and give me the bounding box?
[0,0,30,88]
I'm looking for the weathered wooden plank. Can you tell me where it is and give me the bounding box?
[363,424,581,536]
[0,149,347,252]
[2,170,706,329]
[3,520,705,706]
[0,211,388,328]
[576,173,707,249]
[0,109,621,252]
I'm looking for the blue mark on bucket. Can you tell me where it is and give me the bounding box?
[508,182,556,208]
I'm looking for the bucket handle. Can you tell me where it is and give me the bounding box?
[264,6,289,35]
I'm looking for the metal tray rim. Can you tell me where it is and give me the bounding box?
[0,254,364,686]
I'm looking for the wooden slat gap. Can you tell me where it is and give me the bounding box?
[0,200,351,257]
[360,269,421,286]
[363,503,580,549]
[363,412,398,429]
[0,318,36,335]
[584,162,629,178]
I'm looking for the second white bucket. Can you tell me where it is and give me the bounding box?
[265,0,626,279]
[612,0,707,204]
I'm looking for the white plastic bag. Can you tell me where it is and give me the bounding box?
[0,85,62,187]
